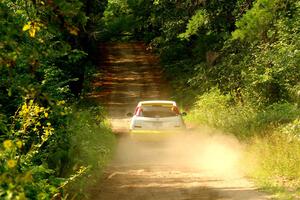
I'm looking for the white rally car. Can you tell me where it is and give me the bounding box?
[128,100,186,132]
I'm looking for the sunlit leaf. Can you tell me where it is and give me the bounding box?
[29,28,36,37]
[22,21,43,37]
[22,22,31,32]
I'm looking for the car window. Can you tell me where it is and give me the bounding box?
[139,105,178,118]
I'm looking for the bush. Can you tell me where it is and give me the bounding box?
[0,1,115,198]
[187,88,300,139]
[0,100,62,199]
[250,103,300,134]
[186,88,256,138]
[0,99,115,199]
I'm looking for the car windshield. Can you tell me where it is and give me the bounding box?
[139,105,178,118]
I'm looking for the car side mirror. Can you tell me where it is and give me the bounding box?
[126,112,133,117]
[181,112,187,116]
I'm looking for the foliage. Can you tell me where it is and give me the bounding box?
[0,98,115,199]
[187,88,300,137]
[186,88,255,138]
[99,0,136,41]
[232,0,277,41]
[122,0,299,108]
[0,0,115,199]
[178,9,209,40]
[0,99,61,199]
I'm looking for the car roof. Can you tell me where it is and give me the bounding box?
[137,100,176,106]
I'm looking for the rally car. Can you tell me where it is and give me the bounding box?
[127,100,186,132]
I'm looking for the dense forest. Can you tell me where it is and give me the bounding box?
[1,0,300,199]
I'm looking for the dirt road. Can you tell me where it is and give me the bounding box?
[88,43,271,200]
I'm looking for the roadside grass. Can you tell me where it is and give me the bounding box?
[60,52,117,199]
[184,88,300,199]
[65,103,116,199]
[245,132,300,200]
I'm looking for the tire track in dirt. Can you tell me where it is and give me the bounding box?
[87,42,271,200]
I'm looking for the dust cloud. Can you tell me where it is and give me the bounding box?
[112,128,244,179]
